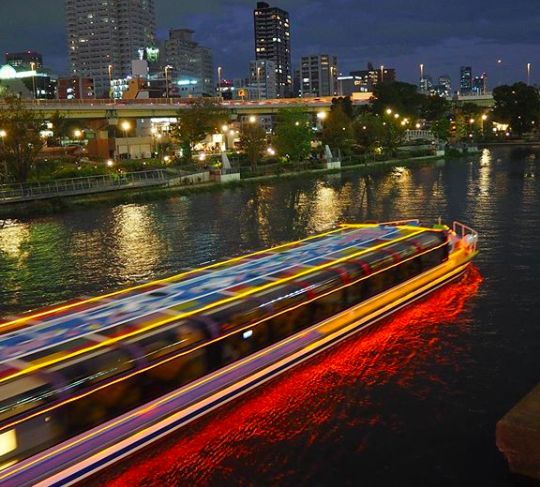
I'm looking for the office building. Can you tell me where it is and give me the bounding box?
[350,63,396,91]
[254,2,292,97]
[472,73,488,95]
[299,54,338,97]
[0,63,56,99]
[249,59,277,99]
[163,29,214,96]
[58,76,95,99]
[460,66,473,95]
[65,0,156,97]
[5,51,43,70]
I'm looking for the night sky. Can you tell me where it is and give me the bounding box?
[0,0,538,87]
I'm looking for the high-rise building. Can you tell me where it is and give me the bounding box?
[5,51,43,70]
[163,29,214,96]
[299,54,338,97]
[350,63,396,91]
[460,66,473,95]
[249,59,277,99]
[65,0,156,97]
[254,2,292,97]
[472,73,488,95]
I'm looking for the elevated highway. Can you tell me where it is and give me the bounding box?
[0,95,371,120]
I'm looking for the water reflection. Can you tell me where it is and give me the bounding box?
[97,268,482,487]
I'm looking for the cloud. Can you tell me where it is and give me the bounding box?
[0,0,538,83]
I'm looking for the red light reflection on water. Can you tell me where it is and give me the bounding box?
[102,267,482,487]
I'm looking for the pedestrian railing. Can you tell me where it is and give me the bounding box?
[0,169,170,203]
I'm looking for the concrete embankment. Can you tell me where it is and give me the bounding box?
[497,383,540,482]
[0,154,447,219]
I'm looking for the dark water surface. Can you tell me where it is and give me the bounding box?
[1,147,539,486]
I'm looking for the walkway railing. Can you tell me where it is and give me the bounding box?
[0,169,170,204]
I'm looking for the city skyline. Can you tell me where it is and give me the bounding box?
[0,0,539,86]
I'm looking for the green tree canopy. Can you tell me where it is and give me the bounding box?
[240,122,267,171]
[322,104,354,154]
[371,81,424,118]
[420,95,451,121]
[171,99,228,162]
[0,97,45,183]
[493,83,540,135]
[331,96,354,119]
[273,109,312,162]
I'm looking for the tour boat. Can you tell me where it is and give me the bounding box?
[0,220,478,486]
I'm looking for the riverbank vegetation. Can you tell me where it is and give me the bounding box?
[2,80,538,186]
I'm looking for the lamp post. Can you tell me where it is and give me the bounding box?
[108,64,113,98]
[257,66,262,100]
[121,121,131,138]
[481,114,488,135]
[164,65,173,101]
[0,129,7,181]
[217,66,223,97]
[29,62,37,99]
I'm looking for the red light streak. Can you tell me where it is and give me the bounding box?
[97,267,482,487]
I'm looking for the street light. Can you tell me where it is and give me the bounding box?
[217,66,223,96]
[317,111,328,121]
[164,65,173,101]
[30,62,37,99]
[386,108,392,115]
[73,129,83,139]
[121,121,131,138]
[257,66,262,100]
[249,115,257,124]
[0,129,6,139]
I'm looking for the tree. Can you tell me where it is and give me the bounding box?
[371,81,424,118]
[331,96,354,119]
[170,99,228,163]
[420,95,450,121]
[240,122,267,171]
[493,83,540,135]
[432,117,452,141]
[0,97,45,183]
[352,113,385,154]
[322,104,354,154]
[273,109,312,162]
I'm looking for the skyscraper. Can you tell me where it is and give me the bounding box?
[300,55,338,97]
[65,0,155,97]
[163,29,214,96]
[254,2,292,97]
[460,66,473,95]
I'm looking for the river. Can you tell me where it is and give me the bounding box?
[0,147,539,486]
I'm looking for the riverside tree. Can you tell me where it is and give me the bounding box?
[273,108,312,162]
[0,97,45,183]
[321,104,354,155]
[240,121,267,172]
[493,82,540,135]
[171,99,228,163]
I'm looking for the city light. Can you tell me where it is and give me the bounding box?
[386,108,392,115]
[317,111,328,120]
[0,129,7,138]
[73,129,82,138]
[221,124,229,132]
[106,159,114,167]
[249,116,257,123]
[267,147,276,156]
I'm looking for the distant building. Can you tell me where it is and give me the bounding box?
[299,54,338,97]
[58,76,95,99]
[460,66,473,95]
[249,59,277,99]
[65,0,156,97]
[0,63,56,99]
[350,63,396,91]
[419,75,433,93]
[163,29,214,96]
[472,73,488,95]
[218,78,258,100]
[5,51,43,70]
[337,75,367,96]
[438,75,452,95]
[254,1,292,97]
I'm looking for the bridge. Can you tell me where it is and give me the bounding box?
[0,95,372,120]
